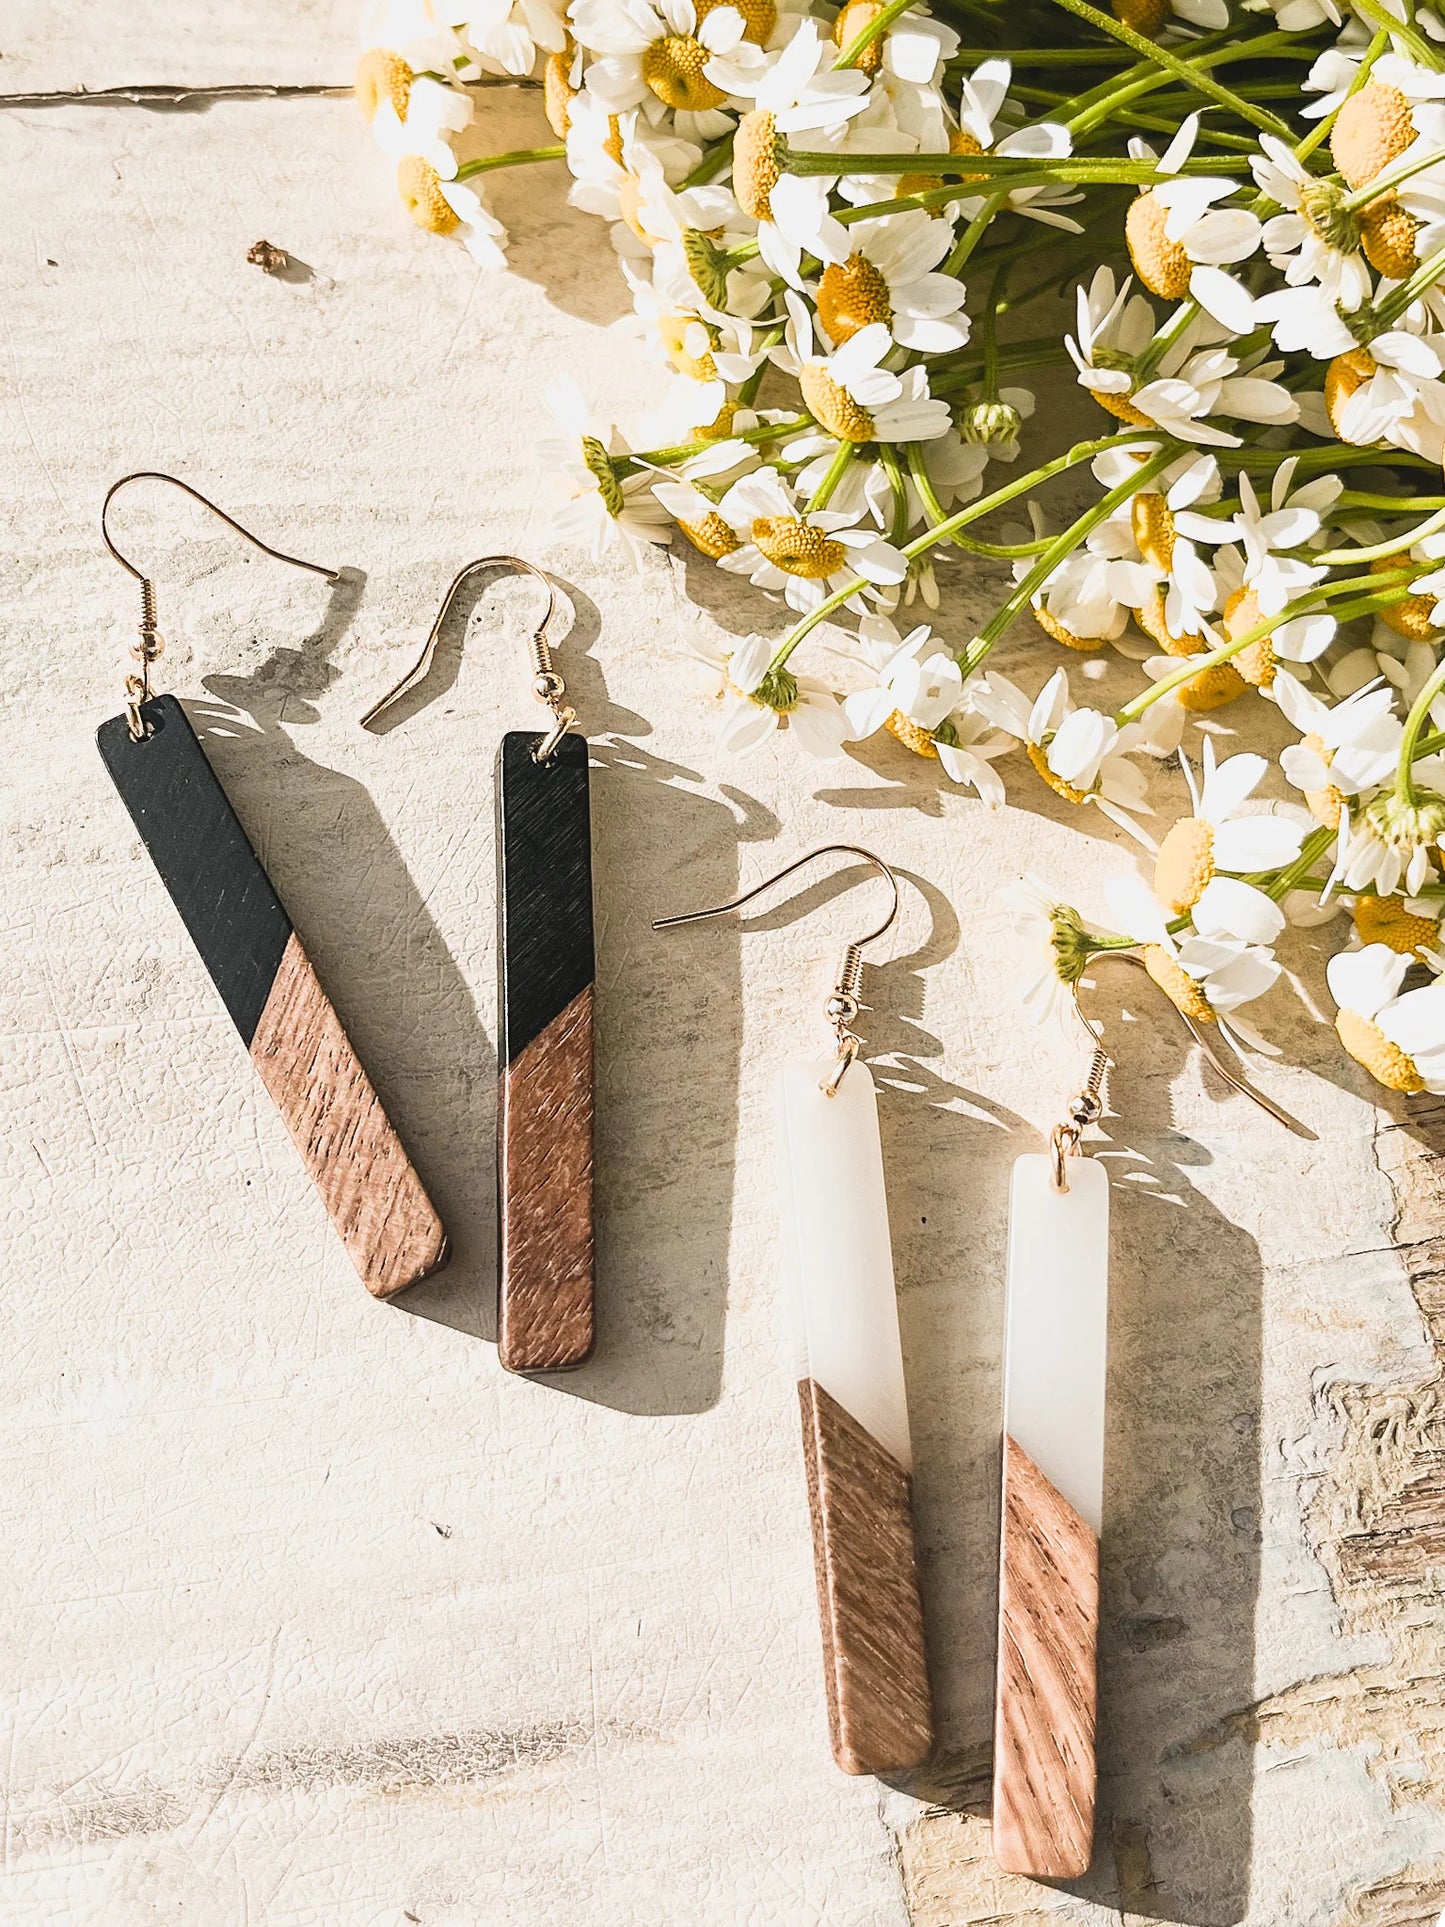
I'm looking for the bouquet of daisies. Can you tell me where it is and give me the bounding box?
[359,0,1445,1099]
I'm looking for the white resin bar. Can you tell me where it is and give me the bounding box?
[1003,1153,1109,1533]
[774,1055,911,1471]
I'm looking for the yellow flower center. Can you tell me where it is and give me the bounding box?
[751,517,847,578]
[1131,492,1175,573]
[1143,945,1216,1024]
[1336,1007,1425,1093]
[1026,740,1090,804]
[1331,83,1415,192]
[1174,660,1248,712]
[1301,733,1344,830]
[1094,385,1153,428]
[1154,817,1215,916]
[1372,554,1438,640]
[1223,586,1275,689]
[885,711,939,757]
[693,398,738,440]
[899,126,987,199]
[1112,0,1168,34]
[1126,190,1192,301]
[1354,894,1438,954]
[355,48,413,123]
[642,34,727,112]
[543,48,576,139]
[617,174,666,245]
[659,313,718,382]
[1034,603,1108,652]
[799,363,876,442]
[680,512,742,559]
[832,0,885,74]
[581,436,625,516]
[1134,587,1204,656]
[816,254,893,345]
[397,156,459,235]
[1359,194,1419,279]
[1324,346,1377,442]
[734,110,780,221]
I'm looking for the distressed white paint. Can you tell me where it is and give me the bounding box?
[1002,1153,1109,1533]
[775,1054,911,1470]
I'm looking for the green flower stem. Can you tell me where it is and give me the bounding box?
[682,133,734,188]
[906,442,1053,555]
[1352,0,1444,70]
[945,193,1008,278]
[980,265,1005,400]
[1296,28,1388,162]
[1220,446,1440,476]
[1343,141,1445,212]
[1262,826,1338,903]
[1397,656,1445,803]
[1116,575,1417,725]
[782,147,1254,180]
[1040,0,1293,136]
[619,414,810,473]
[1335,490,1445,511]
[879,443,911,545]
[948,44,1136,64]
[735,324,784,407]
[807,440,857,511]
[833,0,917,69]
[1373,239,1445,327]
[454,144,565,179]
[960,443,1179,670]
[769,430,1153,670]
[1316,508,1445,564]
[1132,298,1199,385]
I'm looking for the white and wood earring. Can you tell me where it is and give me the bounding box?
[992,952,1307,1878]
[656,845,933,1778]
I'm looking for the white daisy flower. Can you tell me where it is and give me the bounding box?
[1328,943,1445,1093]
[540,378,674,564]
[1065,266,1158,416]
[1252,134,1372,311]
[1140,157,1265,333]
[1105,869,1283,1056]
[1151,739,1307,942]
[967,666,1160,846]
[950,60,1083,232]
[368,73,474,168]
[574,0,750,138]
[786,306,953,445]
[445,0,567,77]
[686,632,849,758]
[838,616,1007,801]
[813,211,971,354]
[1276,673,1404,800]
[1003,873,1102,1030]
[710,467,909,613]
[1132,346,1299,448]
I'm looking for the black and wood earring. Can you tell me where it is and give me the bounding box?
[96,472,448,1298]
[361,559,595,1376]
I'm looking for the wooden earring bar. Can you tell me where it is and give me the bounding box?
[97,695,449,1297]
[992,1151,1109,1878]
[494,729,595,1374]
[776,1054,933,1775]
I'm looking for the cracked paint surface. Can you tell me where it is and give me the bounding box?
[2,4,1443,1924]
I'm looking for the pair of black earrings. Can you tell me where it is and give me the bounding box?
[96,473,593,1374]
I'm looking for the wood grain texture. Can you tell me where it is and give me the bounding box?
[992,1432,1099,1879]
[250,933,449,1298]
[798,1377,933,1777]
[498,983,595,1373]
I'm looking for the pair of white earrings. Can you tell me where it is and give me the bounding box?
[659,850,1299,1882]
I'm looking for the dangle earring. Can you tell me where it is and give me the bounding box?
[362,559,595,1376]
[96,473,447,1297]
[656,847,932,1778]
[992,951,1306,1879]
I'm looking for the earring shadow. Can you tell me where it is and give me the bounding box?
[193,565,501,1329]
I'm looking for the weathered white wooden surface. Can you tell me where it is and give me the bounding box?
[2,7,1444,1923]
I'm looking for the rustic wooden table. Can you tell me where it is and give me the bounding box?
[2,6,1440,1922]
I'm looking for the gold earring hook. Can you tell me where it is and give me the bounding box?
[359,556,572,761]
[100,471,341,741]
[653,844,900,1095]
[1064,950,1312,1155]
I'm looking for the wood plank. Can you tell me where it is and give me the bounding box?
[992,1433,1098,1879]
[798,1377,933,1776]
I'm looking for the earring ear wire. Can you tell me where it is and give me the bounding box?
[654,843,899,1094]
[1062,951,1311,1163]
[100,471,340,741]
[358,555,571,760]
